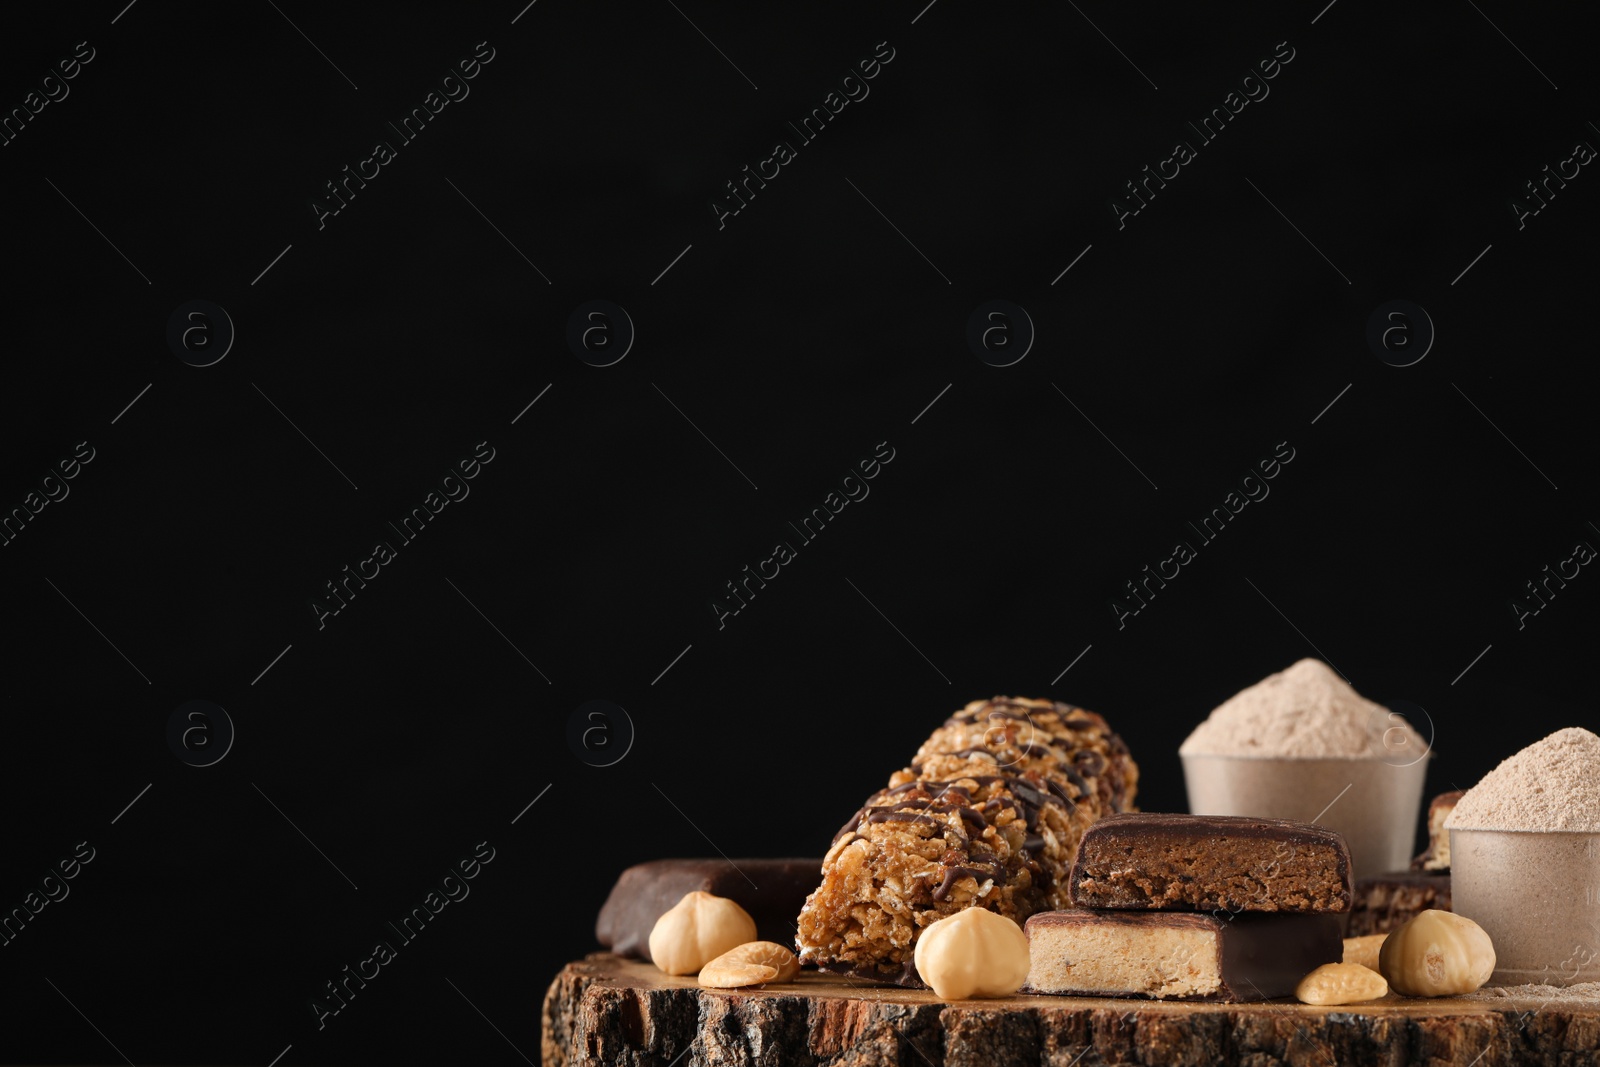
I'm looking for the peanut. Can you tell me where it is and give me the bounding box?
[698,941,801,988]
[1378,909,1495,997]
[1342,933,1387,972]
[1295,962,1388,1005]
[647,891,758,976]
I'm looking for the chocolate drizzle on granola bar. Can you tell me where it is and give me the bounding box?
[932,864,1001,902]
[844,770,1086,840]
[865,810,938,828]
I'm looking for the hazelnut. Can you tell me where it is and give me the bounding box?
[647,891,758,976]
[1378,909,1495,997]
[912,907,1030,1000]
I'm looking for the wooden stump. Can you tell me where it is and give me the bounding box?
[542,954,1600,1066]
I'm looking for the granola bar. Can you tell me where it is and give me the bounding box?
[794,697,1138,985]
[1345,869,1452,936]
[1411,790,1464,872]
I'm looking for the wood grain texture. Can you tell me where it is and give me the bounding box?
[542,954,1600,1066]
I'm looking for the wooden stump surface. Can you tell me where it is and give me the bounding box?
[542,953,1600,1067]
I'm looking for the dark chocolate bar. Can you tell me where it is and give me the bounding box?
[1023,908,1343,1001]
[1068,813,1353,913]
[1345,869,1452,937]
[595,858,819,961]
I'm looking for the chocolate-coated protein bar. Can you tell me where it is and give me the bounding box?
[1023,908,1343,1000]
[1068,813,1353,913]
[596,858,819,961]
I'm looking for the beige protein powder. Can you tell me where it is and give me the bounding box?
[1180,658,1425,759]
[1446,727,1600,832]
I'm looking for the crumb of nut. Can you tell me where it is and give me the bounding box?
[1343,933,1387,972]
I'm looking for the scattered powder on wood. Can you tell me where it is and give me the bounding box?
[1445,728,1600,832]
[1179,658,1424,759]
[1467,981,1600,1003]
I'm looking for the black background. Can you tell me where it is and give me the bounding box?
[2,1,1596,1063]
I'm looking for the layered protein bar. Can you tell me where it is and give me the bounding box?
[1067,813,1354,913]
[795,697,1139,985]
